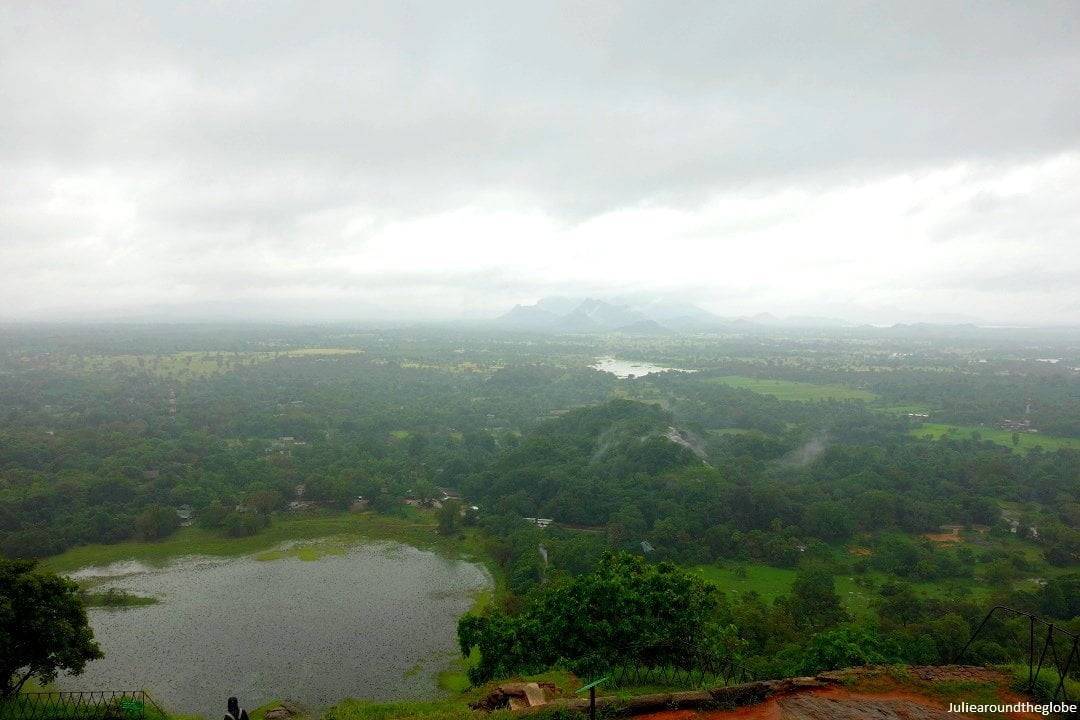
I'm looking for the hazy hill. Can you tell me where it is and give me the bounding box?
[495,297,861,333]
[496,297,720,333]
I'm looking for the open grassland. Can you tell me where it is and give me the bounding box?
[708,427,772,438]
[693,562,996,618]
[911,423,1080,453]
[873,402,935,415]
[42,509,492,575]
[708,376,876,402]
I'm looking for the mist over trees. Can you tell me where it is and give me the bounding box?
[0,324,1078,686]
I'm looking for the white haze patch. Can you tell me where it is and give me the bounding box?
[664,426,710,463]
[67,560,158,581]
[782,435,829,467]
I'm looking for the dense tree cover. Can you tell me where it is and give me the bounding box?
[454,395,1079,681]
[0,351,612,557]
[1,324,1078,686]
[458,553,739,682]
[461,398,1078,573]
[457,550,1064,681]
[0,559,102,698]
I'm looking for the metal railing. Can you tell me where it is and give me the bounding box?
[0,691,163,720]
[962,605,1079,702]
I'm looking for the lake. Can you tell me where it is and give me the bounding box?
[591,356,689,379]
[60,541,491,717]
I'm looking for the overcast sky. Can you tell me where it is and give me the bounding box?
[2,2,1079,324]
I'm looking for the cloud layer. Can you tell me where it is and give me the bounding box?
[3,2,1079,323]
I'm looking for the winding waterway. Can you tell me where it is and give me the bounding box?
[59,541,491,717]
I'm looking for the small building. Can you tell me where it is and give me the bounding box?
[405,497,443,509]
[523,517,554,529]
[1000,418,1033,432]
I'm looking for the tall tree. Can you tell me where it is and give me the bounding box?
[0,560,103,699]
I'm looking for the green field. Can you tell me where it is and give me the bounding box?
[911,423,1080,453]
[693,564,878,616]
[692,562,993,618]
[874,402,934,415]
[708,427,771,438]
[708,376,876,402]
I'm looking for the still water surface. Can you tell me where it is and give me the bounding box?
[60,541,490,717]
[591,356,689,378]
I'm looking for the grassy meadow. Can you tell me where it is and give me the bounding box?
[911,423,1080,453]
[708,376,877,402]
[693,561,996,619]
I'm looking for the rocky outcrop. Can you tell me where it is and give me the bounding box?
[262,702,301,720]
[775,693,957,720]
[472,682,559,711]
[515,676,838,715]
[510,666,1028,718]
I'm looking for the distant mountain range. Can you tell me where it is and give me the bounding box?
[494,297,857,334]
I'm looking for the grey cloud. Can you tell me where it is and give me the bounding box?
[5,1,1080,215]
[2,1,1080,322]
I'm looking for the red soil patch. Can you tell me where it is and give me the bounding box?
[923,531,962,543]
[634,681,1043,720]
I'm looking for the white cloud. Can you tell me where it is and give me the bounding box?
[1,2,1078,323]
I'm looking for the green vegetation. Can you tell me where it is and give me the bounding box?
[324,700,475,720]
[458,553,732,683]
[912,423,1080,453]
[874,402,934,415]
[78,587,158,608]
[0,694,173,720]
[2,323,1078,703]
[43,510,492,575]
[693,563,995,618]
[708,427,770,438]
[53,349,366,381]
[321,670,581,720]
[1,560,102,699]
[707,375,876,402]
[254,539,350,562]
[1013,663,1080,702]
[692,563,798,603]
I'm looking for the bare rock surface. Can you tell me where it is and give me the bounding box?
[777,693,956,720]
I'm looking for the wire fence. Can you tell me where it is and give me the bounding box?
[963,606,1079,702]
[605,657,751,689]
[0,691,163,720]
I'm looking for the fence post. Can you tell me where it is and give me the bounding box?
[1053,638,1077,702]
[1029,615,1036,688]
